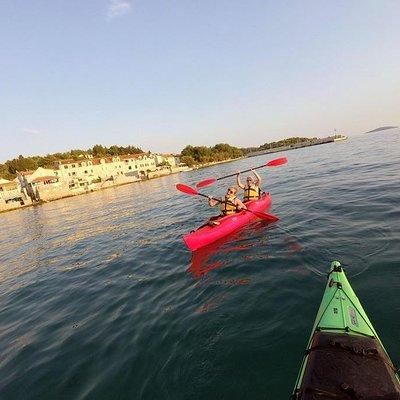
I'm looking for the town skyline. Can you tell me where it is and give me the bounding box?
[0,152,187,213]
[0,133,328,166]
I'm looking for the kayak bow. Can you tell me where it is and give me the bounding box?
[292,261,400,399]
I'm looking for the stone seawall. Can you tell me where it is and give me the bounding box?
[0,196,32,213]
[246,137,335,158]
[0,169,187,215]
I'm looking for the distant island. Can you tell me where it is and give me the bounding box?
[365,126,398,134]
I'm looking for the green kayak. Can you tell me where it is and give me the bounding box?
[291,261,400,399]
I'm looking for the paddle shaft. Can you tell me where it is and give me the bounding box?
[176,184,226,201]
[175,183,278,221]
[198,192,245,209]
[196,157,287,188]
[215,164,265,181]
[196,192,229,204]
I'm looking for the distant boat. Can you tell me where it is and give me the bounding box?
[333,134,348,142]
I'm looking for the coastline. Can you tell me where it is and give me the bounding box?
[1,136,348,215]
[0,166,190,215]
[191,157,245,170]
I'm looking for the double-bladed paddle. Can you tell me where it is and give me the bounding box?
[196,156,287,188]
[176,183,279,222]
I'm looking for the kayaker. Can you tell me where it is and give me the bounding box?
[206,186,247,226]
[236,169,262,202]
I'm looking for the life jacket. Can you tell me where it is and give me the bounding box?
[220,196,237,215]
[243,184,260,202]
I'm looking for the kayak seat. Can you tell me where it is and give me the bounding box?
[296,331,400,400]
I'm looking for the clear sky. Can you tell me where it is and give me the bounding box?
[1,0,399,162]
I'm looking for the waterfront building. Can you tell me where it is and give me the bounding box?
[53,153,156,183]
[17,168,67,202]
[0,178,32,212]
[3,151,190,212]
[119,153,157,177]
[0,178,22,202]
[15,154,158,203]
[154,153,178,167]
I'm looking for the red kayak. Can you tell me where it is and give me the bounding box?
[183,193,272,251]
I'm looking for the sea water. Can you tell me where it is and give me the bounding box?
[1,129,399,399]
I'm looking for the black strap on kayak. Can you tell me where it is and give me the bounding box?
[291,386,362,400]
[304,340,398,373]
[326,264,343,280]
[328,278,342,289]
[290,388,337,400]
[305,341,377,356]
[301,386,360,400]
[339,383,360,400]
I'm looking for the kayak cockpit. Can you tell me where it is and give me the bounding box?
[292,331,400,399]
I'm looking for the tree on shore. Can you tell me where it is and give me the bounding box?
[180,156,195,167]
[259,137,316,151]
[180,143,243,165]
[241,136,318,154]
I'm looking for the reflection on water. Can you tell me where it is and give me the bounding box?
[1,131,400,399]
[188,220,304,280]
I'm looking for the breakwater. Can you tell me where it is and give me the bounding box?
[246,136,336,158]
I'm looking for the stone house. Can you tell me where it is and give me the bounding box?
[0,178,32,212]
[53,153,156,183]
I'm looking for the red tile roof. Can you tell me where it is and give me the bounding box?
[120,153,149,160]
[55,159,76,164]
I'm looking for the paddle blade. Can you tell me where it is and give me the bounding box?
[196,178,217,188]
[176,183,198,196]
[266,157,287,167]
[251,210,279,222]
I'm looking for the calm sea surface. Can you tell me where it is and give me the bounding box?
[1,130,400,399]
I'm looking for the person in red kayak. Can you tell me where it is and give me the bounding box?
[236,169,262,202]
[206,186,247,226]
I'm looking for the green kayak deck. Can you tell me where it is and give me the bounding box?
[292,261,400,399]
